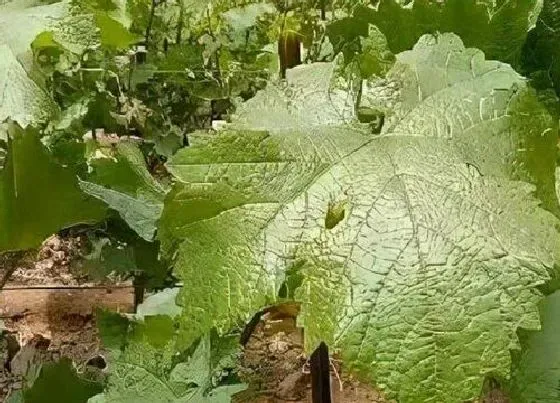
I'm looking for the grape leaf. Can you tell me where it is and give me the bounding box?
[509,290,560,403]
[161,33,560,402]
[521,0,560,95]
[231,54,358,131]
[94,11,139,50]
[0,124,105,252]
[0,45,57,127]
[0,0,67,62]
[80,141,166,241]
[23,358,102,403]
[92,314,245,402]
[0,0,67,126]
[79,181,163,241]
[222,3,275,49]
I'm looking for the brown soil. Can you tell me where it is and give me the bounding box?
[8,234,127,287]
[0,233,134,401]
[235,304,391,403]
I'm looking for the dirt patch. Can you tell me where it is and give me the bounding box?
[0,232,134,401]
[0,315,110,400]
[8,234,127,287]
[235,304,391,403]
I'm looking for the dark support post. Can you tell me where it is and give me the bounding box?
[133,273,146,310]
[310,342,332,403]
[278,31,302,79]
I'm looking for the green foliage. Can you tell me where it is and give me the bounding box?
[94,12,140,50]
[93,295,246,402]
[509,291,560,402]
[3,0,560,401]
[328,0,541,66]
[23,358,103,403]
[96,309,131,352]
[83,218,167,285]
[0,45,58,127]
[161,33,560,402]
[0,124,105,252]
[80,140,166,240]
[521,0,560,94]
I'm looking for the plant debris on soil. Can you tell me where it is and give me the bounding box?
[0,232,133,401]
[8,234,128,287]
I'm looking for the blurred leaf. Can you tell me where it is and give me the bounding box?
[92,315,245,402]
[24,358,103,403]
[509,291,560,402]
[97,309,130,353]
[0,124,106,252]
[95,12,139,50]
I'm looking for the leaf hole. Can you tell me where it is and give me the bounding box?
[325,200,346,230]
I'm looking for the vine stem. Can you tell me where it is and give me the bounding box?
[176,0,185,44]
[144,0,158,49]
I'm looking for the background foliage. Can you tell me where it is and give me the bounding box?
[2,0,560,402]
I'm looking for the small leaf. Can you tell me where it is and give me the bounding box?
[0,125,106,252]
[136,288,182,320]
[94,12,139,50]
[23,358,103,403]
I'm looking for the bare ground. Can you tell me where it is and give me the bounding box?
[0,233,134,400]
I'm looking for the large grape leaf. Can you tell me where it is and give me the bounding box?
[230,54,358,132]
[0,125,105,252]
[509,290,560,403]
[0,46,57,127]
[161,33,560,402]
[0,0,67,61]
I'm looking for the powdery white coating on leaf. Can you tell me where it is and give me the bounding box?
[165,33,560,402]
[0,0,67,126]
[268,137,557,403]
[383,33,524,137]
[50,12,100,54]
[0,0,67,61]
[223,3,275,29]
